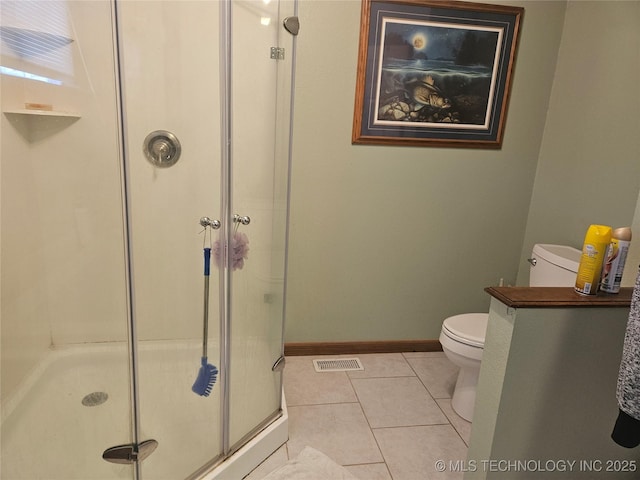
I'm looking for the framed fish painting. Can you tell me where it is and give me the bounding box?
[352,0,523,148]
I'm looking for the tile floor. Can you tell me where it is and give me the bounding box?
[246,352,471,480]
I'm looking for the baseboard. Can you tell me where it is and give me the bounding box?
[284,339,442,356]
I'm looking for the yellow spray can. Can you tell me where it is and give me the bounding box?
[575,224,612,295]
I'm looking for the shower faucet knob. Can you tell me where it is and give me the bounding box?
[143,130,181,168]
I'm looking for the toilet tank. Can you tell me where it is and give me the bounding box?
[529,244,581,286]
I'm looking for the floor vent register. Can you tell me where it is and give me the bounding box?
[312,358,364,373]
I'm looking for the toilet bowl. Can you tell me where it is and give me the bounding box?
[439,313,487,421]
[440,243,581,422]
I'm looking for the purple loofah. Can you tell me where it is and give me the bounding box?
[213,231,250,271]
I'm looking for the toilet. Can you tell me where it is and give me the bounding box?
[439,243,582,421]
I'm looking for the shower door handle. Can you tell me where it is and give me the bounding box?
[102,439,158,465]
[200,217,221,229]
[233,214,250,225]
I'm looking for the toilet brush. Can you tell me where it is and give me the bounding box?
[192,247,218,396]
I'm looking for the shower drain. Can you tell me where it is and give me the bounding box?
[82,391,109,407]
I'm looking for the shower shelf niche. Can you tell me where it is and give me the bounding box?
[3,109,80,118]
[3,109,81,142]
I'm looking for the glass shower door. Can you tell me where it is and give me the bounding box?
[114,1,224,478]
[114,0,295,476]
[227,0,296,450]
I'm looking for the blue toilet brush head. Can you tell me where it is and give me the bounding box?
[192,357,218,397]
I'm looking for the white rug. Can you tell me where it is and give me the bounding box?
[261,447,359,480]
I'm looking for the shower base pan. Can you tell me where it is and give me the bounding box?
[1,341,287,480]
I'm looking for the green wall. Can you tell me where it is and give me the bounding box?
[517,0,640,285]
[284,0,634,342]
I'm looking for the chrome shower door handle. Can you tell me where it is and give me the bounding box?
[233,214,250,225]
[103,439,158,465]
[200,217,221,229]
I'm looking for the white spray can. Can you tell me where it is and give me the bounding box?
[600,227,632,294]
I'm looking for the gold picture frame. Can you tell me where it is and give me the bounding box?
[352,0,523,148]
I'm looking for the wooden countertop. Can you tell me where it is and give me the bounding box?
[485,286,633,308]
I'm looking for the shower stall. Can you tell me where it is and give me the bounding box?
[0,0,296,478]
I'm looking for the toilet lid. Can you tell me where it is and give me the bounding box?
[442,313,488,347]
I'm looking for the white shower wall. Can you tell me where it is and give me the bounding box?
[1,0,128,403]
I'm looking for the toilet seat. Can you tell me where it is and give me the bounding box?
[441,313,488,348]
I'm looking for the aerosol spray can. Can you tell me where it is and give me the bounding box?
[575,224,612,295]
[600,227,632,294]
